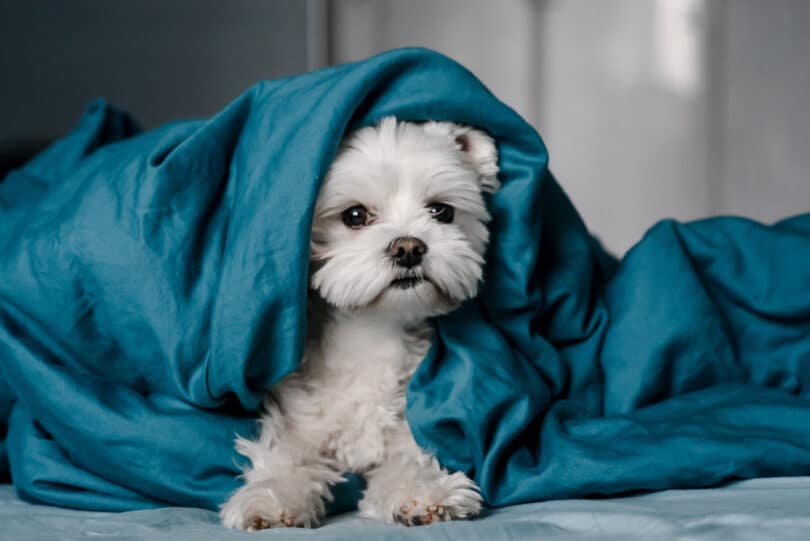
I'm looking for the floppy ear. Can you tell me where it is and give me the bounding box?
[425,122,501,193]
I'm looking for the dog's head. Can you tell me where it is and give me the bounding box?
[310,117,499,320]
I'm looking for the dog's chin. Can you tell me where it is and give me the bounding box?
[373,277,453,317]
[320,276,462,320]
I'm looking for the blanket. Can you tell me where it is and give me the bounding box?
[1,48,809,512]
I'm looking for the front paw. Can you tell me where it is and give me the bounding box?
[220,483,323,530]
[396,501,449,525]
[392,472,482,526]
[243,513,299,531]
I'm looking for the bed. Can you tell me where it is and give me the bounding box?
[2,47,810,540]
[4,477,809,540]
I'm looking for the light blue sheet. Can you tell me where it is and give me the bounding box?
[4,478,810,540]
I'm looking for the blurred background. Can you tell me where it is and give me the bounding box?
[2,0,808,254]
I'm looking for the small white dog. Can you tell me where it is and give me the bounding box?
[221,117,500,530]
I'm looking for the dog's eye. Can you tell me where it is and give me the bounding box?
[341,205,370,228]
[427,203,455,224]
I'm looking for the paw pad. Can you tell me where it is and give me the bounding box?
[396,501,448,526]
[248,517,271,531]
[246,513,297,530]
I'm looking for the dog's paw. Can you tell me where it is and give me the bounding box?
[220,483,323,530]
[244,512,299,531]
[395,501,448,525]
[221,499,317,531]
[390,472,482,527]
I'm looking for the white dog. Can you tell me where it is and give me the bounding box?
[220,117,500,530]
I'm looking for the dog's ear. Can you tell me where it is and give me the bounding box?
[453,126,500,193]
[425,122,500,193]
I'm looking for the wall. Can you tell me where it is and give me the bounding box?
[331,0,810,254]
[719,1,810,220]
[0,0,323,145]
[3,0,807,253]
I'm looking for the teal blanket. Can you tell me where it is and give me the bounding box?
[1,48,809,512]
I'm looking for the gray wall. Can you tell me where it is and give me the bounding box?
[720,1,810,219]
[0,0,321,147]
[332,0,810,254]
[3,0,807,253]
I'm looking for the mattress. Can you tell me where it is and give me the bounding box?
[4,477,809,540]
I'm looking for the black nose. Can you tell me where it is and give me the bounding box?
[388,236,428,268]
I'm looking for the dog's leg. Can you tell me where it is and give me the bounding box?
[220,438,343,530]
[358,427,482,525]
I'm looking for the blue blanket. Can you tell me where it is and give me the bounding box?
[1,48,809,512]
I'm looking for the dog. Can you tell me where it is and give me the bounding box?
[220,116,500,530]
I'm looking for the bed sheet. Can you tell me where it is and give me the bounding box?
[3,477,809,541]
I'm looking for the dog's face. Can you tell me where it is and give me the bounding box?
[310,117,499,320]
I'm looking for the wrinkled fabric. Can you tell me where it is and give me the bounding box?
[0,48,809,512]
[5,478,810,541]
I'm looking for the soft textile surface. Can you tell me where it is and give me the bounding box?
[4,477,810,541]
[1,48,809,512]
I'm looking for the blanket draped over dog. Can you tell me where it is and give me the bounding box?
[1,48,809,512]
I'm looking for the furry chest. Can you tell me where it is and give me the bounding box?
[305,329,431,471]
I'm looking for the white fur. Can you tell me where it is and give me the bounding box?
[220,117,499,530]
